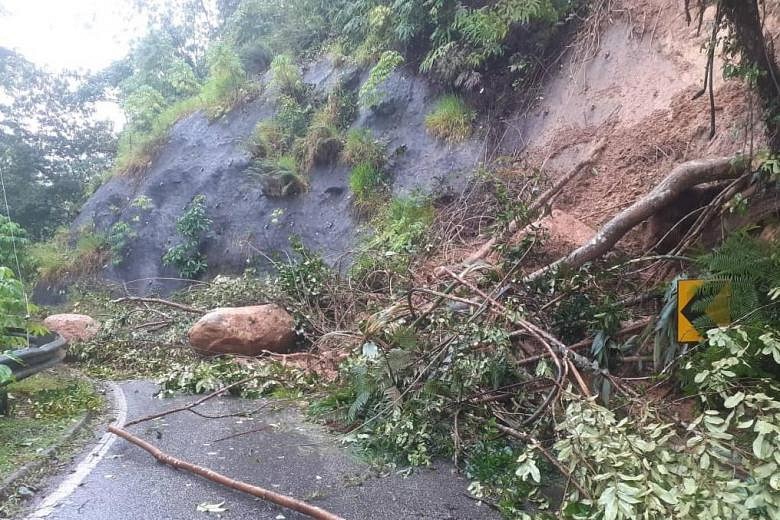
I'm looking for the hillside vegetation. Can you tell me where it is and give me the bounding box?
[4,0,780,518]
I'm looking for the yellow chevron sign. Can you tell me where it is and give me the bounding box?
[677,279,731,343]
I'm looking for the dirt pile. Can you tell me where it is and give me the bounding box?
[501,0,767,256]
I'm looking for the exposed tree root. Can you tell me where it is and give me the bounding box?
[524,156,747,282]
[108,426,345,520]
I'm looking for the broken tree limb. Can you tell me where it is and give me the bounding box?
[465,139,607,265]
[524,155,747,282]
[124,375,261,427]
[111,296,205,314]
[108,425,345,520]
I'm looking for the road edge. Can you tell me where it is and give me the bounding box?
[25,381,127,519]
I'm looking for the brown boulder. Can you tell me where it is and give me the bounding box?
[188,305,297,356]
[43,313,100,342]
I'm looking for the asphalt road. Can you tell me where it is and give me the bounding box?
[24,381,499,520]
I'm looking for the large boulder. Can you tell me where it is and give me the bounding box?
[188,305,297,356]
[43,313,100,342]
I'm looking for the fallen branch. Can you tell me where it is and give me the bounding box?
[108,425,345,520]
[111,296,205,314]
[124,375,260,427]
[514,317,653,366]
[487,416,591,500]
[524,156,747,282]
[465,139,607,265]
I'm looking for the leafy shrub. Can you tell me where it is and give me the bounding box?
[160,356,312,398]
[248,120,286,158]
[296,124,342,172]
[0,216,31,279]
[342,129,385,168]
[369,197,434,256]
[162,195,212,278]
[359,51,404,108]
[425,95,475,142]
[200,43,251,119]
[312,87,358,131]
[276,94,313,141]
[30,230,109,283]
[107,221,137,266]
[247,156,308,197]
[349,162,385,203]
[269,55,305,99]
[0,267,42,348]
[236,39,272,73]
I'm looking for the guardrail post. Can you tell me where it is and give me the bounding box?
[0,387,8,417]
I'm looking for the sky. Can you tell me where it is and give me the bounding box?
[0,0,152,128]
[0,0,145,73]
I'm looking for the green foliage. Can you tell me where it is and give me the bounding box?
[425,95,475,142]
[0,215,31,280]
[368,197,434,257]
[248,120,287,158]
[247,156,308,197]
[162,194,212,278]
[114,41,251,177]
[159,356,312,398]
[465,436,541,517]
[514,323,780,519]
[312,86,358,131]
[0,267,40,348]
[29,230,110,284]
[274,237,332,303]
[0,50,115,239]
[200,42,252,119]
[275,95,313,142]
[359,51,404,108]
[269,55,306,99]
[349,162,385,203]
[107,222,137,266]
[296,124,342,172]
[342,129,385,168]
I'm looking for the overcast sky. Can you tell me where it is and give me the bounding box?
[0,0,146,73]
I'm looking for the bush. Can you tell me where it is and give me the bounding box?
[247,120,286,158]
[0,267,43,349]
[29,229,109,283]
[269,55,305,99]
[359,51,404,108]
[342,129,385,168]
[162,195,212,279]
[425,95,475,142]
[275,94,312,142]
[0,215,32,280]
[349,162,385,203]
[247,157,307,197]
[296,124,342,172]
[107,221,137,266]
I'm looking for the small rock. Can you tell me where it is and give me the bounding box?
[43,313,100,342]
[188,305,297,356]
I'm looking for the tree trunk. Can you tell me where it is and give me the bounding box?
[721,0,780,151]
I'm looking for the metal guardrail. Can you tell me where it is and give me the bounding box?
[1,333,67,382]
[0,332,67,415]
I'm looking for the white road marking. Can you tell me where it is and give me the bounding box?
[26,381,127,519]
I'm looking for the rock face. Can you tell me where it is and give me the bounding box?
[188,305,297,356]
[61,57,485,301]
[43,314,100,342]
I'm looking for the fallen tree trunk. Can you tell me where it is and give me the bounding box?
[108,425,345,520]
[524,156,747,282]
